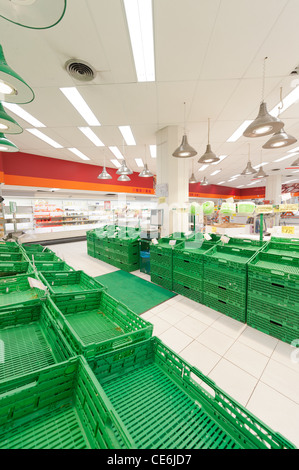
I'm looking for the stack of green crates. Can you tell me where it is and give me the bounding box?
[172,235,220,303]
[38,270,104,297]
[0,242,32,277]
[20,244,74,274]
[0,273,46,309]
[203,245,257,322]
[247,239,299,344]
[86,229,97,257]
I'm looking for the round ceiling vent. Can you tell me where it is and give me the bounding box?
[65,59,96,82]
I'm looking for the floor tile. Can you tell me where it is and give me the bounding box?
[156,305,188,325]
[211,315,246,339]
[238,325,279,357]
[158,326,193,354]
[208,358,258,407]
[196,326,235,356]
[151,316,172,336]
[224,341,269,378]
[246,382,299,449]
[179,340,221,375]
[260,359,299,404]
[188,305,221,325]
[175,315,208,339]
[271,341,299,375]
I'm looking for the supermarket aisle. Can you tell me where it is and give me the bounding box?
[51,240,299,448]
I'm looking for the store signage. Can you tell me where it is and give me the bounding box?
[254,205,273,214]
[278,204,298,212]
[281,226,295,235]
[104,201,111,211]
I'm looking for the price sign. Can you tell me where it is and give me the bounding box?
[255,205,273,214]
[281,226,295,235]
[279,204,298,212]
[211,226,217,233]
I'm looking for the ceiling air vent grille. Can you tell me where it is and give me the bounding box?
[65,59,96,82]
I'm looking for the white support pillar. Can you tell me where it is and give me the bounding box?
[265,174,282,205]
[156,126,190,237]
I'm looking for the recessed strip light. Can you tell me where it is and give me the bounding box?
[109,146,124,160]
[60,87,101,126]
[237,185,245,188]
[135,158,144,167]
[149,144,156,158]
[226,121,253,142]
[212,155,227,165]
[253,162,269,169]
[68,148,90,161]
[198,164,209,172]
[270,86,299,117]
[273,154,297,162]
[26,129,62,148]
[78,127,104,146]
[3,102,45,127]
[210,170,221,176]
[282,178,298,184]
[292,169,299,173]
[218,181,226,184]
[111,159,122,168]
[123,0,155,82]
[119,126,136,145]
[287,146,299,153]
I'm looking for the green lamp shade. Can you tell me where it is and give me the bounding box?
[203,201,215,215]
[0,0,67,30]
[0,103,23,134]
[0,44,34,104]
[220,202,236,215]
[237,202,255,215]
[0,133,19,152]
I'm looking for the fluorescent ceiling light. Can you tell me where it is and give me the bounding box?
[135,158,144,167]
[270,86,299,117]
[3,102,45,127]
[68,148,90,161]
[237,185,245,188]
[198,164,209,172]
[212,155,227,165]
[26,129,62,148]
[218,181,225,184]
[149,144,156,158]
[292,169,299,173]
[111,159,122,168]
[78,127,104,146]
[226,121,253,142]
[210,170,221,176]
[253,162,269,169]
[124,0,155,82]
[60,87,101,126]
[287,146,299,153]
[248,181,259,185]
[273,154,297,162]
[119,126,136,145]
[282,179,297,184]
[51,188,60,191]
[109,146,124,160]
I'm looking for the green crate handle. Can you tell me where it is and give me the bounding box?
[271,270,285,276]
[0,263,14,267]
[218,259,227,263]
[281,256,293,261]
[0,381,37,399]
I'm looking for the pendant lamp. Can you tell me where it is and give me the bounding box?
[290,156,299,167]
[118,174,131,182]
[255,151,268,179]
[0,45,34,104]
[172,102,197,158]
[116,160,133,175]
[0,103,23,134]
[0,0,67,30]
[241,144,258,176]
[243,58,283,138]
[139,145,154,177]
[201,176,208,186]
[0,133,18,152]
[189,159,197,183]
[263,88,297,149]
[97,156,112,180]
[198,118,219,163]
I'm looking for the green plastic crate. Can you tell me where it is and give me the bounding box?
[204,245,256,273]
[261,241,299,259]
[30,260,74,273]
[38,270,104,297]
[173,240,216,277]
[87,336,295,449]
[247,292,299,330]
[0,242,21,253]
[204,265,247,291]
[172,282,203,303]
[25,251,62,262]
[247,309,299,346]
[248,274,298,307]
[203,293,246,323]
[0,252,26,262]
[270,237,299,245]
[0,256,31,277]
[0,357,134,449]
[173,271,202,291]
[203,280,246,308]
[22,244,54,254]
[223,237,267,251]
[150,273,172,291]
[0,273,46,308]
[248,252,299,285]
[47,292,153,360]
[0,300,74,382]
[150,262,172,279]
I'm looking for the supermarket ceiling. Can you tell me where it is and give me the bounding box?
[2,0,299,190]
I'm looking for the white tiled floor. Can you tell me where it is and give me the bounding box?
[51,240,299,448]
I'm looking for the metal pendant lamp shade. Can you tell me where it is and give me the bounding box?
[0,103,22,134]
[198,118,219,163]
[172,134,197,158]
[0,0,67,30]
[117,174,131,182]
[201,176,208,186]
[97,166,112,180]
[0,132,18,152]
[139,163,153,178]
[0,45,34,104]
[189,172,197,184]
[116,160,133,175]
[255,166,268,178]
[243,101,283,138]
[262,128,297,149]
[291,156,299,167]
[241,145,257,176]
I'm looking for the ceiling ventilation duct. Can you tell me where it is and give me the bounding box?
[65,59,96,82]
